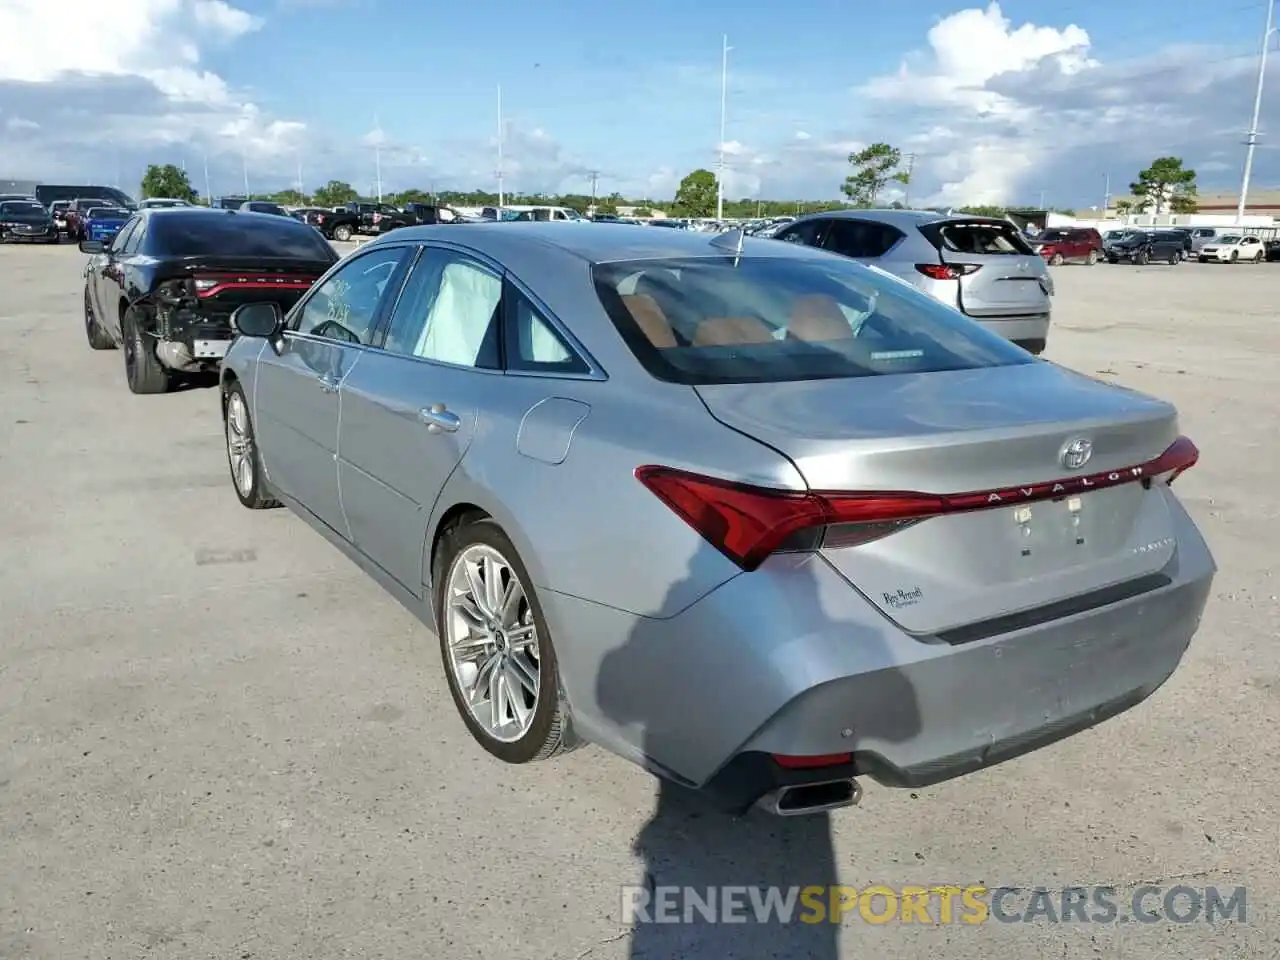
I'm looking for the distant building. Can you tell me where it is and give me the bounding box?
[0,179,39,196]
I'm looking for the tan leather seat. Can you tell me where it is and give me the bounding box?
[789,295,853,342]
[620,293,678,349]
[692,316,775,346]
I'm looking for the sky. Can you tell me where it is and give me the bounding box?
[2,0,1279,208]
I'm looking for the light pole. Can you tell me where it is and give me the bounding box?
[1238,0,1276,223]
[202,153,211,206]
[496,84,505,208]
[717,35,731,220]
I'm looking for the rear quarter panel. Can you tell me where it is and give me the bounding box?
[429,377,806,620]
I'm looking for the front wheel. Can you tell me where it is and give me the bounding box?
[224,383,280,509]
[1168,250,1179,265]
[1230,250,1239,263]
[83,288,115,350]
[434,519,569,764]
[1136,250,1150,265]
[122,308,171,394]
[1049,252,1064,266]
[333,224,353,242]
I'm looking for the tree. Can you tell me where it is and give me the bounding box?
[673,169,717,217]
[1130,157,1197,214]
[842,143,909,207]
[633,206,653,218]
[1114,199,1135,216]
[313,179,358,207]
[139,163,197,202]
[268,189,309,206]
[597,192,622,216]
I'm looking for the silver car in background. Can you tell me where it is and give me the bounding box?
[219,223,1213,817]
[773,210,1054,355]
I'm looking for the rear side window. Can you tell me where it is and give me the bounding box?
[592,256,1034,385]
[150,213,337,259]
[775,219,826,246]
[823,219,904,258]
[920,220,1035,256]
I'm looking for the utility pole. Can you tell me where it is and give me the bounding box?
[373,114,383,202]
[202,153,211,206]
[902,152,916,207]
[296,154,304,196]
[1103,173,1111,215]
[496,84,505,208]
[589,171,599,211]
[1238,0,1276,223]
[717,34,730,220]
[242,152,250,198]
[1038,189,1046,210]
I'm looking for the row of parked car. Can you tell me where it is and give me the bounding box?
[68,203,1215,819]
[1032,225,1280,265]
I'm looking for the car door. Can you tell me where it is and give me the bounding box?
[335,244,508,593]
[252,244,412,539]
[1241,236,1262,259]
[89,215,140,337]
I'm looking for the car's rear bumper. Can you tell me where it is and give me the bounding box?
[968,314,1051,346]
[546,494,1214,811]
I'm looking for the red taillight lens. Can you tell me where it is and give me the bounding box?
[636,436,1199,571]
[915,263,981,281]
[190,273,317,298]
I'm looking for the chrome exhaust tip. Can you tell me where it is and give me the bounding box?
[758,778,863,816]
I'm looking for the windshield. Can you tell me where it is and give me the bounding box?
[150,212,336,259]
[88,207,127,219]
[592,256,1035,385]
[1,201,46,216]
[1219,235,1242,244]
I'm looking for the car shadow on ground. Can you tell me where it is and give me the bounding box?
[595,553,922,959]
[166,371,221,394]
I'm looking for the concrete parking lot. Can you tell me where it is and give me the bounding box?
[1,244,1276,959]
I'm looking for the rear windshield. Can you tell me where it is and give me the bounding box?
[592,256,1035,385]
[149,213,336,259]
[88,207,127,218]
[920,220,1035,256]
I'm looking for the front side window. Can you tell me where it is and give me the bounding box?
[109,218,139,253]
[823,219,903,258]
[294,246,408,344]
[381,249,502,367]
[592,255,1035,385]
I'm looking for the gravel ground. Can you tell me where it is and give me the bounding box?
[0,244,1276,959]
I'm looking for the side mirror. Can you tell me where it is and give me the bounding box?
[231,302,283,339]
[79,240,105,254]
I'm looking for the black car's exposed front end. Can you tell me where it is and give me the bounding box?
[0,213,59,243]
[147,258,329,372]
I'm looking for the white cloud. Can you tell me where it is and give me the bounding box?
[192,0,263,36]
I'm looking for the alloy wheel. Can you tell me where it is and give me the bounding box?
[226,391,256,497]
[443,544,541,743]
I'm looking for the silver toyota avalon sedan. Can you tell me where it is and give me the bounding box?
[219,223,1215,816]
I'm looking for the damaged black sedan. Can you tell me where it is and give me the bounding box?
[81,208,339,394]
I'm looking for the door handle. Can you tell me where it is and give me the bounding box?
[318,374,340,393]
[419,403,460,434]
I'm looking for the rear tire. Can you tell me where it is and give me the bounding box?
[83,288,115,350]
[433,518,569,765]
[1049,252,1064,266]
[1086,250,1098,265]
[224,383,280,510]
[122,308,171,394]
[1168,250,1179,265]
[1136,249,1150,265]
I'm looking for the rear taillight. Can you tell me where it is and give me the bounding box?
[773,753,852,769]
[635,436,1200,571]
[189,273,318,298]
[911,261,977,280]
[915,263,981,281]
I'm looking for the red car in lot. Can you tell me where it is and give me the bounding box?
[1035,227,1103,265]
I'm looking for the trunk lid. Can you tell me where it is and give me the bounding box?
[695,364,1183,636]
[919,219,1053,316]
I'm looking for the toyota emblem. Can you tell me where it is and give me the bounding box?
[1060,437,1094,470]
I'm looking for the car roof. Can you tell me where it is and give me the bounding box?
[791,208,1009,228]
[369,221,834,265]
